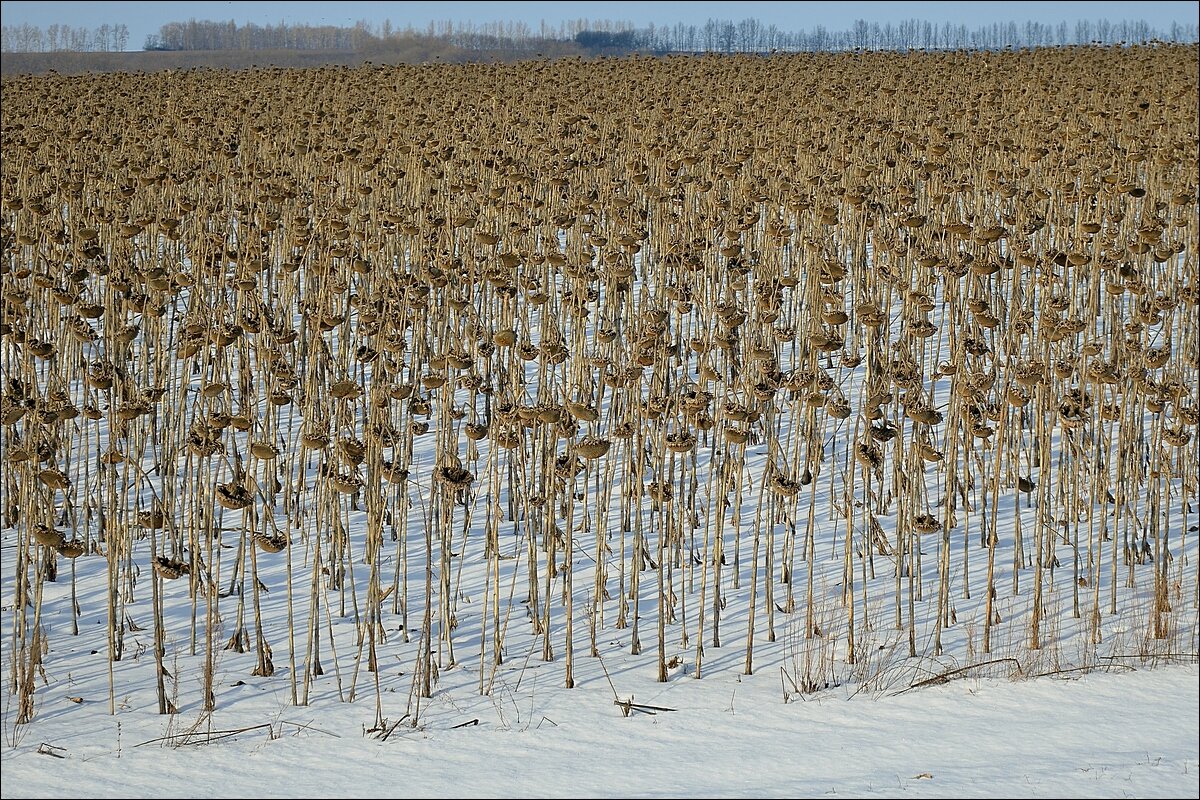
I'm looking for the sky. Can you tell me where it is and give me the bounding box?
[1,1,1197,50]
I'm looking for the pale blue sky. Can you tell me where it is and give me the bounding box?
[2,1,1197,49]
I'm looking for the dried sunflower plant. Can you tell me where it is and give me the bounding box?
[1,44,1196,731]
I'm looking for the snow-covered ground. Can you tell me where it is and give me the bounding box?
[2,282,1198,797]
[2,470,1197,798]
[0,651,1196,798]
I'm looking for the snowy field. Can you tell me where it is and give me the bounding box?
[2,434,1197,798]
[0,645,1196,797]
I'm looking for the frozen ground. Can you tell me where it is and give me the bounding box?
[0,649,1196,798]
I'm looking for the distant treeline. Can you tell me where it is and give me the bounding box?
[3,15,1198,56]
[1,23,129,53]
[136,16,1200,53]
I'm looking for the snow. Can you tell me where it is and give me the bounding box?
[3,464,1198,799]
[3,280,1198,797]
[1,652,1196,798]
[2,322,1198,797]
